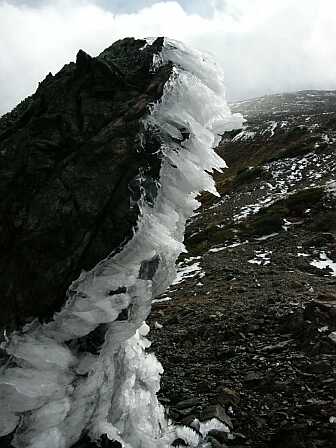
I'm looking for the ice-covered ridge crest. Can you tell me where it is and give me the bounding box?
[0,38,243,448]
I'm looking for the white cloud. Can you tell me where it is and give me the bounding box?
[1,0,336,115]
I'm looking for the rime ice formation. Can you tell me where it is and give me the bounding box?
[0,38,243,447]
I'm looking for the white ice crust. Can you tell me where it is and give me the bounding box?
[0,38,243,448]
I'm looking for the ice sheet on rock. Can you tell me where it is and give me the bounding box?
[0,38,243,448]
[6,334,75,370]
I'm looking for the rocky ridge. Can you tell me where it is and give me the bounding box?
[0,37,243,448]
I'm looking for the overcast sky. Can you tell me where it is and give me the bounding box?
[1,0,336,115]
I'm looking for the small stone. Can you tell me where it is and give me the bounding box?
[310,360,331,374]
[201,404,233,429]
[175,398,200,410]
[244,371,264,385]
[280,311,304,333]
[231,432,246,441]
[318,291,336,302]
[180,415,196,427]
[216,387,240,406]
[328,332,336,344]
[271,426,306,448]
[172,438,188,447]
[271,380,290,393]
[101,435,122,448]
[206,435,228,448]
[216,347,237,361]
[198,380,210,393]
[261,340,291,353]
[190,419,201,432]
[207,429,229,444]
[176,407,197,417]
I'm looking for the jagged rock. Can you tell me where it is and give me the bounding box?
[279,309,305,334]
[71,435,122,448]
[271,426,306,448]
[305,298,336,323]
[172,438,188,447]
[207,429,229,444]
[0,37,172,330]
[175,398,201,410]
[200,404,233,430]
[205,436,227,448]
[216,387,240,407]
[316,291,336,303]
[243,371,264,385]
[303,233,335,247]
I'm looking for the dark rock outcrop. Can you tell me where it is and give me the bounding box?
[0,37,172,329]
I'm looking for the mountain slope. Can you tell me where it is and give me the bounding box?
[149,90,336,448]
[0,38,244,448]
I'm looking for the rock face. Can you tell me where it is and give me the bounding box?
[0,37,171,329]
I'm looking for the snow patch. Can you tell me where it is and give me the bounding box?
[232,129,256,142]
[209,240,248,252]
[254,233,279,241]
[172,261,204,285]
[152,297,173,304]
[248,250,272,266]
[310,252,336,276]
